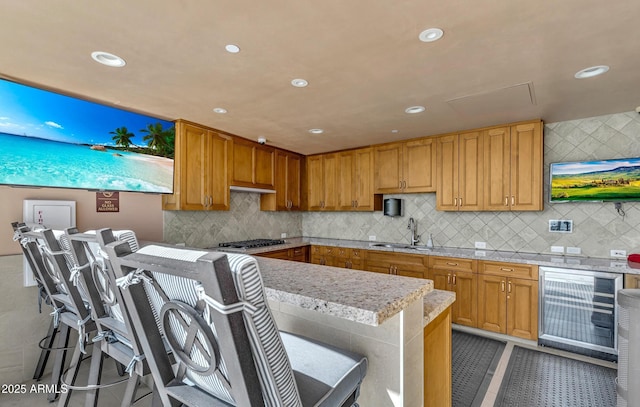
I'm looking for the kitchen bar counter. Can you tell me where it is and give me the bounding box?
[255,256,432,326]
[220,236,638,274]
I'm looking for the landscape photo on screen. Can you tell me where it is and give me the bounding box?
[0,79,175,193]
[550,157,640,202]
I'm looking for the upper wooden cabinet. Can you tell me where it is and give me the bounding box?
[162,120,231,211]
[306,153,338,210]
[374,138,437,194]
[261,150,303,211]
[436,131,484,211]
[337,147,379,211]
[483,120,543,211]
[230,137,275,190]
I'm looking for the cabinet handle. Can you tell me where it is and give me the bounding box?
[355,200,358,208]
[508,281,512,293]
[454,198,458,207]
[389,265,393,274]
[505,196,509,206]
[447,274,451,284]
[500,267,513,272]
[452,274,456,285]
[501,281,505,292]
[403,180,407,189]
[446,262,458,266]
[394,266,398,275]
[511,195,515,206]
[399,181,403,189]
[459,197,463,207]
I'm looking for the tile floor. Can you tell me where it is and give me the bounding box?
[452,326,618,407]
[1,327,619,407]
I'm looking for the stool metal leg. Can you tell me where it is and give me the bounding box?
[33,318,57,380]
[48,324,71,402]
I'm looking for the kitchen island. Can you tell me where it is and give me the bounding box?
[253,256,442,406]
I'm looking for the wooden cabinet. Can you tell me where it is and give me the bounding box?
[261,150,303,211]
[436,131,483,211]
[428,257,477,327]
[310,245,365,269]
[374,138,437,194]
[483,120,543,211]
[424,306,452,407]
[624,274,640,288]
[162,120,231,211]
[477,261,538,340]
[256,246,308,263]
[364,250,428,279]
[306,154,337,211]
[230,137,275,190]
[337,148,380,211]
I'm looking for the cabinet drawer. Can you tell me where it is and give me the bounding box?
[429,256,475,273]
[479,261,538,280]
[335,247,351,259]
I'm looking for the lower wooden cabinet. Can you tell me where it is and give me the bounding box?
[256,246,308,263]
[477,262,538,340]
[424,306,452,407]
[428,257,477,327]
[364,250,428,278]
[625,274,640,288]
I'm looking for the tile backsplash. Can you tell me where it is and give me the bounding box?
[165,111,640,258]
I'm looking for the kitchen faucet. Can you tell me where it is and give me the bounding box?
[407,217,421,246]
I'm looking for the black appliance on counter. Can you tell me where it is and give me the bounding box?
[218,239,286,249]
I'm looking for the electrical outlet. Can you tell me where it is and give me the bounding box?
[610,249,627,258]
[368,235,376,241]
[280,233,287,238]
[475,241,487,249]
[551,246,564,253]
[566,247,581,255]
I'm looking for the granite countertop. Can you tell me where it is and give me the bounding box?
[254,256,433,326]
[220,236,639,274]
[423,289,456,328]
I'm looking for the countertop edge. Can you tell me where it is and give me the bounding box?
[423,289,456,328]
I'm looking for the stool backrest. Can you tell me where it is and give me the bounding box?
[104,241,302,407]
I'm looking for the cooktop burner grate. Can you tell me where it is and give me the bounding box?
[218,239,286,249]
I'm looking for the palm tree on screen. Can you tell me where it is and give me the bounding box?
[141,122,169,152]
[110,127,135,148]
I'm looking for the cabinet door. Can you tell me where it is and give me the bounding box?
[322,153,338,210]
[436,134,459,211]
[429,269,452,292]
[403,138,436,193]
[254,144,275,189]
[231,139,254,187]
[272,151,289,210]
[286,153,302,210]
[306,155,324,211]
[178,123,211,210]
[374,143,403,193]
[209,132,231,210]
[453,271,477,327]
[507,277,538,340]
[353,148,375,210]
[458,131,483,211]
[477,274,506,333]
[483,126,511,210]
[337,151,355,210]
[510,121,543,211]
[625,274,640,288]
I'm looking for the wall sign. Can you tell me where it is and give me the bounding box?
[96,192,120,213]
[549,219,572,233]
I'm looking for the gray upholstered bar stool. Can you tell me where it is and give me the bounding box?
[104,240,368,407]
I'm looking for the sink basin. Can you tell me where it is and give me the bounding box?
[370,243,415,249]
[370,243,432,251]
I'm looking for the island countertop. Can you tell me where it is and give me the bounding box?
[253,256,432,326]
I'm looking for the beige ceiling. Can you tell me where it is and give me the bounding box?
[1,0,639,155]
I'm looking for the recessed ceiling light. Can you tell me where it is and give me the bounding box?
[213,107,227,114]
[91,51,126,67]
[291,79,309,88]
[308,128,324,134]
[391,129,399,133]
[418,28,444,43]
[574,65,609,79]
[225,44,240,53]
[405,106,426,114]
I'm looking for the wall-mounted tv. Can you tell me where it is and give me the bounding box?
[550,157,640,202]
[0,78,175,193]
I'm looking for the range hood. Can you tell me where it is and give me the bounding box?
[230,185,276,194]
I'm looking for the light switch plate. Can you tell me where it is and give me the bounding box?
[566,247,581,255]
[368,235,376,241]
[551,246,565,253]
[610,249,627,258]
[281,233,287,238]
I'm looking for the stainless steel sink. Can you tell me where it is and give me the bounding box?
[370,243,432,250]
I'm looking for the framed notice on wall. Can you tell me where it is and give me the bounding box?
[96,192,120,213]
